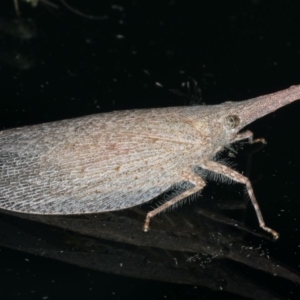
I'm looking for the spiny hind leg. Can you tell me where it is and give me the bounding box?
[201,160,279,239]
[14,0,20,16]
[143,172,205,232]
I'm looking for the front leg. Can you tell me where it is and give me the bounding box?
[232,130,266,144]
[201,160,279,239]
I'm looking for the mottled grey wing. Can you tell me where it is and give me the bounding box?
[0,110,198,215]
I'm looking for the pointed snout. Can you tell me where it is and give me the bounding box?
[234,85,300,129]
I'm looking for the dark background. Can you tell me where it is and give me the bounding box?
[0,0,300,299]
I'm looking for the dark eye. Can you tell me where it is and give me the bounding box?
[224,115,240,129]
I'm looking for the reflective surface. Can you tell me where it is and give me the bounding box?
[0,1,299,299]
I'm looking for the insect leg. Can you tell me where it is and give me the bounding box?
[143,173,205,232]
[14,0,20,16]
[201,160,279,239]
[231,130,266,144]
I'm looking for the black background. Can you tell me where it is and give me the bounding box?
[0,1,300,299]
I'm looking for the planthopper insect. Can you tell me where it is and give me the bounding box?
[1,85,300,239]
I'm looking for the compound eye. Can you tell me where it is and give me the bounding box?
[224,115,240,129]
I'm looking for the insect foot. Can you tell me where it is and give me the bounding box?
[261,225,279,240]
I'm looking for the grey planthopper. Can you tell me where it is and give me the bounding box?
[1,84,300,239]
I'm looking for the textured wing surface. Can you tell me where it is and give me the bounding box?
[0,109,199,214]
